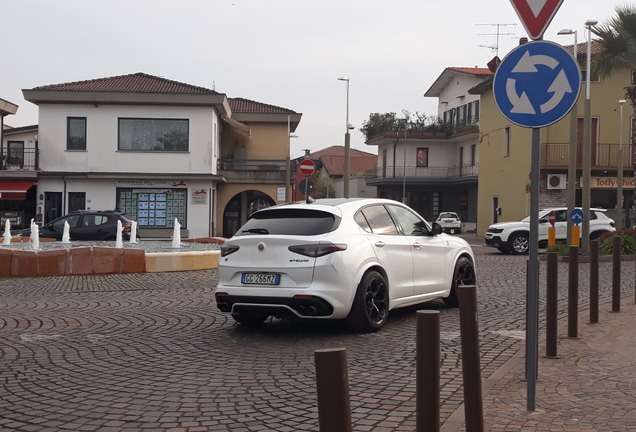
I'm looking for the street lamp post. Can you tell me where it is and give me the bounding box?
[618,100,626,230]
[286,115,298,203]
[557,28,578,246]
[402,125,407,204]
[338,77,350,199]
[582,19,598,254]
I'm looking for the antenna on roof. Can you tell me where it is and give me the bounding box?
[475,23,517,57]
[212,80,216,91]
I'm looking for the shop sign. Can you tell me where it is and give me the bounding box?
[590,177,636,188]
[191,189,208,205]
[118,180,187,187]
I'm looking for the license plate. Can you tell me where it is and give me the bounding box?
[444,219,454,223]
[241,273,281,285]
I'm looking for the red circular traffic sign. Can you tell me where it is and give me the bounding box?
[299,159,316,176]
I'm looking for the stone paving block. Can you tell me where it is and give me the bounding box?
[37,249,68,276]
[122,248,146,273]
[92,247,124,274]
[66,247,93,275]
[11,250,37,277]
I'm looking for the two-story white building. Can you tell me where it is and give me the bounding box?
[22,73,301,238]
[365,67,492,230]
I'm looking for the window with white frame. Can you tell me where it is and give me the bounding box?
[118,118,189,151]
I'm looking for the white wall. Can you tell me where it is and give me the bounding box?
[38,104,219,174]
[437,75,484,114]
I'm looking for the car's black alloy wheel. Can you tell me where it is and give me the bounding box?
[443,256,476,307]
[347,270,389,332]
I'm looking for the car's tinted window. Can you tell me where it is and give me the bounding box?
[354,211,372,233]
[439,212,456,218]
[51,215,81,230]
[388,205,430,235]
[590,211,599,220]
[359,205,398,235]
[234,209,338,236]
[83,215,109,227]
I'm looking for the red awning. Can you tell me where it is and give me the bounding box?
[0,180,37,200]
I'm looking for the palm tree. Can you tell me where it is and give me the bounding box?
[592,5,636,99]
[591,5,636,227]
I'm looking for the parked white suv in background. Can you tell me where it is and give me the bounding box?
[485,207,615,254]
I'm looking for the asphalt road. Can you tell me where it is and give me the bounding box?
[0,232,630,431]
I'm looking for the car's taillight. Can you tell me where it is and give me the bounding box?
[437,218,442,221]
[220,244,240,257]
[610,221,616,227]
[121,224,131,230]
[288,242,347,257]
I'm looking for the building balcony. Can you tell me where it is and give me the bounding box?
[366,164,478,185]
[541,142,633,169]
[0,148,39,173]
[217,158,288,184]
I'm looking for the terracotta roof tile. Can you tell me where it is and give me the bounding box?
[447,67,494,76]
[320,154,377,177]
[31,73,217,94]
[307,145,376,158]
[229,97,297,114]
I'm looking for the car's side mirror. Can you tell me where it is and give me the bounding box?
[539,218,549,224]
[431,222,444,235]
[47,225,56,231]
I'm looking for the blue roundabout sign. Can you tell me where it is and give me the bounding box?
[494,40,581,128]
[570,208,584,225]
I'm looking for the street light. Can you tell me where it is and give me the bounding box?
[618,99,627,229]
[337,76,350,198]
[557,28,578,246]
[582,19,598,254]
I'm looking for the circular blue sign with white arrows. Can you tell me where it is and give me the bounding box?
[494,40,581,128]
[570,208,584,224]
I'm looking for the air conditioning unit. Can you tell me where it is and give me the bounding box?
[547,174,567,190]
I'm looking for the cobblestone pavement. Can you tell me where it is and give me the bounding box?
[0,235,635,431]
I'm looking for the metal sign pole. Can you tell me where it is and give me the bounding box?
[527,127,540,411]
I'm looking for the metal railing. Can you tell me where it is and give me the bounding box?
[367,164,478,180]
[0,148,38,171]
[217,158,287,171]
[541,142,633,168]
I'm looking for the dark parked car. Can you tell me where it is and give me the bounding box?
[18,210,137,241]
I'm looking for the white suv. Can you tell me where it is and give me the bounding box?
[485,207,615,254]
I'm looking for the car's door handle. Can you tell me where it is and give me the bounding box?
[374,241,386,248]
[412,242,422,249]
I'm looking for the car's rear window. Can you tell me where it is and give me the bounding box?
[439,213,456,218]
[234,209,339,236]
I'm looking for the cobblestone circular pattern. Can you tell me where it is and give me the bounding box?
[1,243,634,431]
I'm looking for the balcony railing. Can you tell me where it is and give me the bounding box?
[366,164,478,180]
[541,142,633,168]
[217,158,287,171]
[0,148,38,171]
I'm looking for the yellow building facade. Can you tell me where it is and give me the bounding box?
[473,44,632,236]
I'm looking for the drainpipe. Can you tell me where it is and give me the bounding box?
[63,177,67,215]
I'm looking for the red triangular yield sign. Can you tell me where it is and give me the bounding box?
[510,0,564,40]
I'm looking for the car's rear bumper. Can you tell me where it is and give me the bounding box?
[215,293,335,318]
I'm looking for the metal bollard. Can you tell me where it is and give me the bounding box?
[458,285,484,432]
[590,239,599,323]
[613,235,621,312]
[568,245,579,338]
[545,252,559,358]
[314,348,352,432]
[416,311,440,432]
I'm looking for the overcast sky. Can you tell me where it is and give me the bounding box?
[1,0,624,158]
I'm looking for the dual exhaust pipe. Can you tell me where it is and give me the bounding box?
[216,301,318,316]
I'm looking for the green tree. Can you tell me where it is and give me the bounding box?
[311,169,335,198]
[592,5,636,222]
[591,5,636,89]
